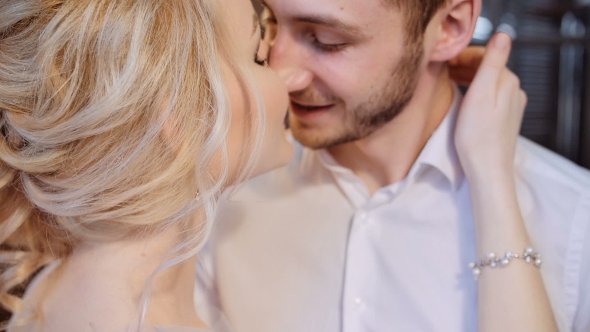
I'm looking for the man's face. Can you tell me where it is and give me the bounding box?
[264,0,426,149]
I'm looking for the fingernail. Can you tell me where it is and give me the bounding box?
[496,23,517,40]
[493,32,512,50]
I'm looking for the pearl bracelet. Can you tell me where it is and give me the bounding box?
[469,247,542,280]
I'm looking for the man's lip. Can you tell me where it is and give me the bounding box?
[290,101,335,110]
[289,101,336,125]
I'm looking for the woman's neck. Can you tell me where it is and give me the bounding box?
[35,219,208,331]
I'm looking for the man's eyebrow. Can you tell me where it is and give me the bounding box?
[293,15,362,35]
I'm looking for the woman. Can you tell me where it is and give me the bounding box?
[0,0,556,331]
[1,0,289,330]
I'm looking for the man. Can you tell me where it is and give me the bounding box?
[196,0,590,331]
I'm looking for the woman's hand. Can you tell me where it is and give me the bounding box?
[454,33,527,178]
[453,33,558,332]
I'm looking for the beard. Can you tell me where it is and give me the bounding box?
[290,42,424,150]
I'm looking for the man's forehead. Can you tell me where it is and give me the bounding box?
[261,0,398,31]
[262,0,393,16]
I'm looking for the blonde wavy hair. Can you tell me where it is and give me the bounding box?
[0,0,264,328]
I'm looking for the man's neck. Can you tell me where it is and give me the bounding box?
[328,64,454,195]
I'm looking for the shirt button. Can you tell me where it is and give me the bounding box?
[358,212,368,223]
[355,298,363,307]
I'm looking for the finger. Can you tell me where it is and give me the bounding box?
[493,69,519,111]
[470,32,513,91]
[498,70,521,100]
[483,32,512,69]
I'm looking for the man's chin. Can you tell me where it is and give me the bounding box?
[290,123,358,150]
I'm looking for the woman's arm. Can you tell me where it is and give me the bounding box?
[455,33,558,332]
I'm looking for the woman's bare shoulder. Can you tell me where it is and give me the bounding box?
[8,259,137,332]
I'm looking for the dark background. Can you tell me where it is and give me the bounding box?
[479,0,590,168]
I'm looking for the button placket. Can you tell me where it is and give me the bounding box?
[354,297,364,309]
[343,210,375,332]
[358,211,368,224]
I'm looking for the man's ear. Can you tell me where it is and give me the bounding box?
[429,0,482,62]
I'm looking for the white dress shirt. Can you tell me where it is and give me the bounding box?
[196,90,590,332]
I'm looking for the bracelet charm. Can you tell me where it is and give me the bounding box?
[469,247,542,280]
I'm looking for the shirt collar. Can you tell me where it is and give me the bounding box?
[416,84,464,190]
[313,84,465,192]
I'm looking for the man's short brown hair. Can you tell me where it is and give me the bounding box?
[386,0,450,42]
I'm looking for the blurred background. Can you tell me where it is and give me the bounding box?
[478,0,590,168]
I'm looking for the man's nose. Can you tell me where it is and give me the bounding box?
[275,68,313,93]
[269,34,313,93]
